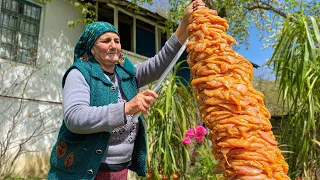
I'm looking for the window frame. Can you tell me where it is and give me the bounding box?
[0,0,42,66]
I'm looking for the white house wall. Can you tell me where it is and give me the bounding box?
[0,0,151,178]
[0,0,84,178]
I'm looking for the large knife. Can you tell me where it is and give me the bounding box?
[132,39,189,123]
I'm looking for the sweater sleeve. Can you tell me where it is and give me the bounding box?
[63,69,126,134]
[135,34,182,88]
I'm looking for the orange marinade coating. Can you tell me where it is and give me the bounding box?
[186,7,290,180]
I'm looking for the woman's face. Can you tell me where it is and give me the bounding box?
[91,32,121,72]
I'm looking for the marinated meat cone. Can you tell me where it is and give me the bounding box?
[186,7,290,180]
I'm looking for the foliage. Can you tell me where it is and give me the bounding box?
[38,0,316,49]
[129,0,319,50]
[271,15,320,179]
[40,0,96,27]
[182,126,221,180]
[252,76,289,116]
[186,141,221,180]
[39,0,318,50]
[141,61,201,179]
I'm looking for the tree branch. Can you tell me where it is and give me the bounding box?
[245,3,294,22]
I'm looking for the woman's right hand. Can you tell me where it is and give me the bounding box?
[125,89,158,115]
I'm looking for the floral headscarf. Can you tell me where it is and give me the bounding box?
[74,22,119,63]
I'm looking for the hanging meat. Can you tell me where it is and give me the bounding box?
[186,7,290,180]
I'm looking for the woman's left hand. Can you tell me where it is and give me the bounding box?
[183,0,206,22]
[175,0,206,44]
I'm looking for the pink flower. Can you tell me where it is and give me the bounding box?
[185,129,195,139]
[195,136,205,143]
[182,137,192,146]
[195,126,207,137]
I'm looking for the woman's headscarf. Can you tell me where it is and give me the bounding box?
[74,22,119,63]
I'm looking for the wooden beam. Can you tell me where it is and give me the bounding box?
[155,24,160,52]
[114,6,118,29]
[95,0,167,23]
[98,0,169,54]
[107,3,165,30]
[0,0,2,14]
[95,2,99,21]
[133,16,136,53]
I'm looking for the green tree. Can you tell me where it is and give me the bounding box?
[272,15,320,179]
[131,0,319,49]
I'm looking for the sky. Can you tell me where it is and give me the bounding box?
[236,28,276,80]
[237,29,272,67]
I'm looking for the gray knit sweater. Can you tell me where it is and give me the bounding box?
[63,35,182,165]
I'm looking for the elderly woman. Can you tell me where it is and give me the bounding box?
[48,1,205,179]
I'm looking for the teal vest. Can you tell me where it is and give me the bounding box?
[48,59,147,179]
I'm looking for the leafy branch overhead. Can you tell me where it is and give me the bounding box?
[41,0,318,50]
[40,0,97,27]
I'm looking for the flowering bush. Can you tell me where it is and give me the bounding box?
[182,126,206,145]
[182,126,207,159]
[182,125,221,179]
[182,137,192,145]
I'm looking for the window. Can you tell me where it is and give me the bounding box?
[98,6,133,52]
[136,19,155,57]
[118,11,132,52]
[0,0,41,65]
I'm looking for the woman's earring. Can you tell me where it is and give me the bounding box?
[81,53,89,62]
[118,52,125,66]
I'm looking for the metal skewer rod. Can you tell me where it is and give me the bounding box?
[132,39,189,123]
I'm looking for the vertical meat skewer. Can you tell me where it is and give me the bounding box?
[186,7,290,180]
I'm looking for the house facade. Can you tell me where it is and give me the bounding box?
[0,0,169,178]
